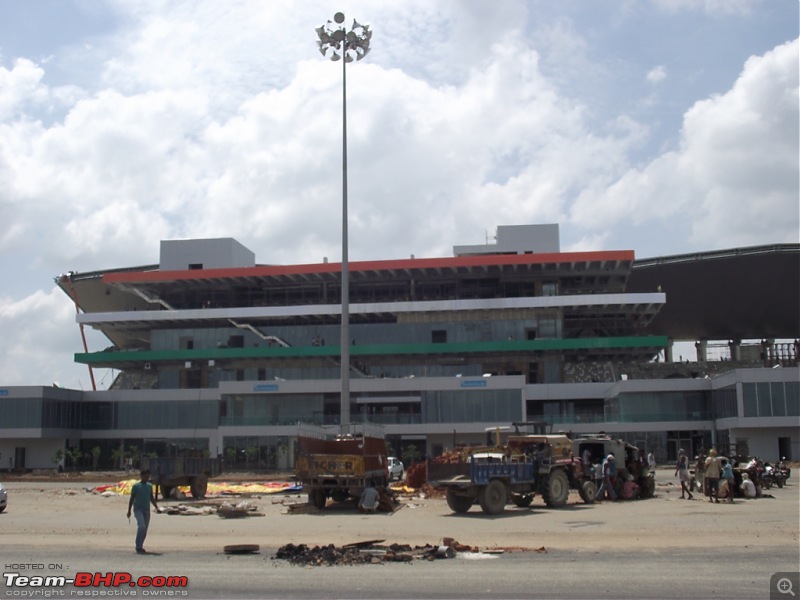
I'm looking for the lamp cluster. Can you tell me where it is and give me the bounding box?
[316,12,372,63]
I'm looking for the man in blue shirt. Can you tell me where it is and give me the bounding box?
[127,469,161,554]
[597,454,618,501]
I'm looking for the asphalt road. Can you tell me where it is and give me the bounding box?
[2,478,798,599]
[2,543,794,599]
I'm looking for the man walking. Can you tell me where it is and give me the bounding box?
[127,469,161,554]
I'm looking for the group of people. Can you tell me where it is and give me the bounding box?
[675,448,736,503]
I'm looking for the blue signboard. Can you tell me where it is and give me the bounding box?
[460,380,487,388]
[0,389,8,396]
[254,383,279,392]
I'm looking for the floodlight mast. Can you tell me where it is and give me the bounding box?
[316,13,371,427]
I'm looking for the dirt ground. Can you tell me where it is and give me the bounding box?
[2,468,798,555]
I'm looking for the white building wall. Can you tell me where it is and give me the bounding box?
[0,437,64,470]
[726,427,800,462]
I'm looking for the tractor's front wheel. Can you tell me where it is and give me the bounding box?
[579,480,597,504]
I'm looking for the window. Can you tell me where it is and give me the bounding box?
[542,282,557,297]
[539,317,558,339]
[432,330,447,343]
[771,383,787,416]
[757,382,771,417]
[742,383,758,417]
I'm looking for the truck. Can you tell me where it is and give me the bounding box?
[434,433,597,515]
[572,435,655,499]
[294,423,389,510]
[141,456,222,500]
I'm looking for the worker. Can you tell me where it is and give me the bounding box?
[597,454,618,501]
[358,481,380,513]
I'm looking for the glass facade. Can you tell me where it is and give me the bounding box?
[605,391,711,422]
[0,397,82,429]
[82,400,219,430]
[422,389,522,423]
[0,397,43,428]
[222,435,293,470]
[713,386,738,419]
[222,394,324,427]
[743,381,800,417]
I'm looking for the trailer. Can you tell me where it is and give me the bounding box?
[295,423,388,509]
[141,456,222,500]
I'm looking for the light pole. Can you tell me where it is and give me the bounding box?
[316,13,372,427]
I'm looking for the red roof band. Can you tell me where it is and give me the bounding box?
[103,250,636,284]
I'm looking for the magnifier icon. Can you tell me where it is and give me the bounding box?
[777,578,795,597]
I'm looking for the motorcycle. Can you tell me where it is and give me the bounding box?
[766,458,790,488]
[763,463,782,488]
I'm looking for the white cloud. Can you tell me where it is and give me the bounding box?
[0,59,47,120]
[0,288,91,387]
[646,66,667,84]
[653,0,764,16]
[0,2,796,388]
[569,38,799,249]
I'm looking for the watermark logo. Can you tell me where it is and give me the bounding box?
[771,572,800,600]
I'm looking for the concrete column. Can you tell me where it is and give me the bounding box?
[665,339,674,363]
[728,339,741,361]
[695,339,708,362]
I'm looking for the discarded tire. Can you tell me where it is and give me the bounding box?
[223,544,260,555]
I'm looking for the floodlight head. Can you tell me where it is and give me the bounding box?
[334,12,345,24]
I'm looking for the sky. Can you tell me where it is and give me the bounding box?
[0,0,797,389]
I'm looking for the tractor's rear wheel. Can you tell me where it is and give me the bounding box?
[478,479,507,515]
[190,476,208,499]
[579,480,597,504]
[511,493,534,507]
[541,469,569,508]
[310,489,327,509]
[446,488,474,513]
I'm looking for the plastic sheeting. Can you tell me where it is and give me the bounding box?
[94,480,300,496]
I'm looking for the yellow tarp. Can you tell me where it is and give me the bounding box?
[96,480,297,496]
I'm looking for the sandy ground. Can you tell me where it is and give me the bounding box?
[2,469,798,554]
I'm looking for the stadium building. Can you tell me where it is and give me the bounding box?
[1,224,798,471]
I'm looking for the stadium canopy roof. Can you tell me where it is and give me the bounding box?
[627,244,799,342]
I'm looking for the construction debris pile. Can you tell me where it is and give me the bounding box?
[405,450,467,489]
[273,538,494,566]
[217,500,264,518]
